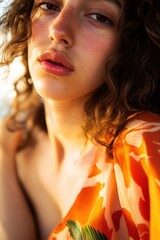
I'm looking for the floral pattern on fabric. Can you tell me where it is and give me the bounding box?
[66,220,108,239]
[48,112,160,240]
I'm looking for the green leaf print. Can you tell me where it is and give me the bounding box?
[66,220,108,240]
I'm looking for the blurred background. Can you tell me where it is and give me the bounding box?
[0,0,25,118]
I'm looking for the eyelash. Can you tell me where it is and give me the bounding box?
[86,13,112,25]
[36,2,113,26]
[37,2,60,11]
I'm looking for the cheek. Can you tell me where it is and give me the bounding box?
[82,34,119,85]
[28,21,46,65]
[27,23,38,64]
[28,39,35,68]
[30,17,48,45]
[30,22,41,43]
[82,33,119,63]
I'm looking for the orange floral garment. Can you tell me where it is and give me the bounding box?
[48,112,160,240]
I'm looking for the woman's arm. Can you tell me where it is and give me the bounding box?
[0,119,37,240]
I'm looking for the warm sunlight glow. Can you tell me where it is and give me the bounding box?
[0,58,26,119]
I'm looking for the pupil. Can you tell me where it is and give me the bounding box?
[97,14,106,23]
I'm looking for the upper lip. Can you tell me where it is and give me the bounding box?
[38,51,74,71]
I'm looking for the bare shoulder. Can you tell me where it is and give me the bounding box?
[16,128,49,161]
[15,128,51,185]
[15,129,62,238]
[113,111,160,157]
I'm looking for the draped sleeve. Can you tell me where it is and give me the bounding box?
[113,112,160,240]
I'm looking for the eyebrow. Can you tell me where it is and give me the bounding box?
[104,0,122,8]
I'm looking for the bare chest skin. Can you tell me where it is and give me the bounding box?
[16,131,97,239]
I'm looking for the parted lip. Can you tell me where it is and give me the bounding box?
[38,51,74,71]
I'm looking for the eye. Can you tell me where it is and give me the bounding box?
[38,2,60,11]
[87,13,112,25]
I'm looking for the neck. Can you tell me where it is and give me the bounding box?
[44,98,91,158]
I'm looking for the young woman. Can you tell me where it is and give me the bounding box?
[0,0,160,239]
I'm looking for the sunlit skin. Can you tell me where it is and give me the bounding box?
[28,0,122,102]
[1,0,160,239]
[16,0,123,238]
[27,0,123,160]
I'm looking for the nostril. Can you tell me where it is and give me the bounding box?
[63,39,68,45]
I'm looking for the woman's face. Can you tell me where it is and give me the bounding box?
[28,0,123,102]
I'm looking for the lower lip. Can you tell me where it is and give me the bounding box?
[39,60,73,76]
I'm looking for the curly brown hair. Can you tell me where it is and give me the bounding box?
[0,0,160,150]
[85,0,160,147]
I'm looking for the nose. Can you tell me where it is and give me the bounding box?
[49,7,76,48]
